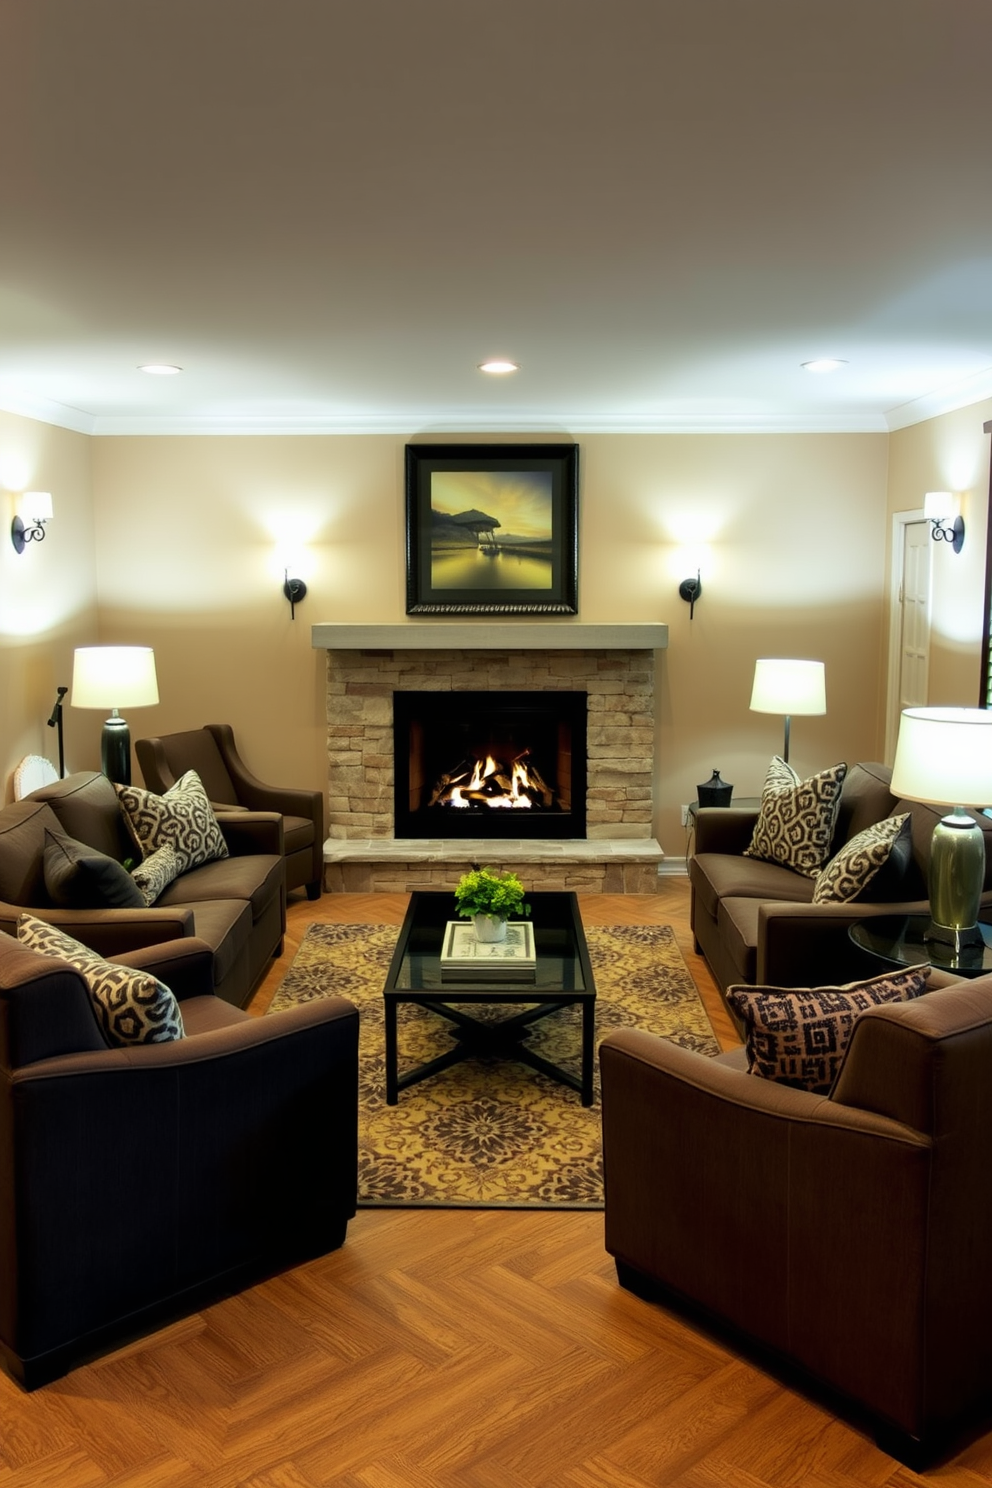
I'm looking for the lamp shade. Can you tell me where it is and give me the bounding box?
[18,491,53,523]
[749,659,826,717]
[890,707,992,808]
[71,647,159,709]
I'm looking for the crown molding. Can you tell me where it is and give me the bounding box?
[884,366,992,431]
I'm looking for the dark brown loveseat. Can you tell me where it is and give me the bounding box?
[600,967,992,1464]
[0,929,358,1388]
[689,760,992,993]
[0,771,286,1006]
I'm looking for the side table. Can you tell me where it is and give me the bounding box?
[848,914,992,979]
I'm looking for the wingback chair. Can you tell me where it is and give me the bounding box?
[600,972,992,1465]
[0,928,358,1388]
[136,724,323,900]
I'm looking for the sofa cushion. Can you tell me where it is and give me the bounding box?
[130,843,182,905]
[726,964,930,1094]
[812,813,912,905]
[43,826,145,909]
[156,852,283,923]
[0,800,62,908]
[116,770,229,876]
[744,757,848,878]
[32,770,136,863]
[690,852,817,920]
[17,913,185,1046]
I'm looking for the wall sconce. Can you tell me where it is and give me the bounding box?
[678,570,701,619]
[924,491,964,553]
[10,491,53,553]
[283,570,307,619]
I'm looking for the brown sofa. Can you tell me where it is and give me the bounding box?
[0,928,358,1388]
[0,771,286,1007]
[600,967,992,1465]
[689,760,992,993]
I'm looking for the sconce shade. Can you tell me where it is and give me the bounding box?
[890,707,992,949]
[71,647,159,786]
[749,659,826,716]
[924,491,954,523]
[71,647,159,710]
[19,491,53,524]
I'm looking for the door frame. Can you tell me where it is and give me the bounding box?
[885,507,928,764]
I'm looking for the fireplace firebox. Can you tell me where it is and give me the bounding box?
[393,690,587,839]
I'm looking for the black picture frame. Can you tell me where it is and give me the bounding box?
[405,443,579,615]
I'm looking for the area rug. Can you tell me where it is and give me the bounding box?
[267,922,719,1209]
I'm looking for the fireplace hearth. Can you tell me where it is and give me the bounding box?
[393,689,587,839]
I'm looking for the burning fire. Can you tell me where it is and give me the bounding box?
[430,750,553,812]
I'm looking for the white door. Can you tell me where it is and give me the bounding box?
[886,514,933,762]
[899,520,932,709]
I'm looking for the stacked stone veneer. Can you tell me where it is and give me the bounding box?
[324,647,659,892]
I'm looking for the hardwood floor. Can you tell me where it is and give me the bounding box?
[2,884,988,1486]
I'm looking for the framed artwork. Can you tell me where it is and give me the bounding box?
[405,443,579,615]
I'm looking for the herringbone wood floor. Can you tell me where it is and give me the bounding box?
[4,883,991,1486]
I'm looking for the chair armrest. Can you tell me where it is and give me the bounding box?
[693,807,759,856]
[206,724,323,823]
[216,811,284,857]
[0,901,194,955]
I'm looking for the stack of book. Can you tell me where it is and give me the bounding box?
[439,921,537,981]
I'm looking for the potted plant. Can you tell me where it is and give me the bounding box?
[454,866,531,942]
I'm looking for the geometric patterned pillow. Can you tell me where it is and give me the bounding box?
[726,963,930,1094]
[812,813,912,904]
[743,757,848,878]
[17,913,185,1046]
[115,769,228,876]
[130,842,182,906]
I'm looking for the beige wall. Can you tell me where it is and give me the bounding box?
[4,412,988,860]
[0,411,98,796]
[886,401,992,716]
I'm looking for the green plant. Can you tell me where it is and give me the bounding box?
[454,866,531,922]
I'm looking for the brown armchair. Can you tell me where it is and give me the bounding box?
[600,972,992,1465]
[136,724,323,900]
[0,929,358,1388]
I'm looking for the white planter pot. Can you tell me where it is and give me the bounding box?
[472,914,508,943]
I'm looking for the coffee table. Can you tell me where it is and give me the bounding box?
[382,890,597,1105]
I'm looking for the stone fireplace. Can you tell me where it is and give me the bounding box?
[312,622,668,893]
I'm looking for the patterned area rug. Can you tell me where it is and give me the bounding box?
[267,922,718,1209]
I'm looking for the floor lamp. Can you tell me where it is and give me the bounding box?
[890,706,992,950]
[749,658,826,764]
[70,647,159,786]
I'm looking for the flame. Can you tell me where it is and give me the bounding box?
[434,750,543,811]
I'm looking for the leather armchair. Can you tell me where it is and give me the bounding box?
[136,723,323,900]
[600,971,992,1465]
[0,930,358,1388]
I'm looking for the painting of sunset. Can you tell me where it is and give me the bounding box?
[429,469,554,590]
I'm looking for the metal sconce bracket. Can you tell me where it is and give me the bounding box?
[678,571,702,619]
[930,515,965,553]
[283,571,307,619]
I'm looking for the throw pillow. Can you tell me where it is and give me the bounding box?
[115,769,228,876]
[726,964,930,1094]
[131,843,182,906]
[743,757,848,878]
[812,813,912,905]
[17,913,185,1046]
[43,826,145,910]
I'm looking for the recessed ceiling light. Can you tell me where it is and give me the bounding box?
[801,358,847,373]
[478,359,519,375]
[138,364,183,375]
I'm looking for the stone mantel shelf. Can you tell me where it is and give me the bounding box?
[312,622,668,651]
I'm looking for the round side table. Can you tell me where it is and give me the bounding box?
[848,914,992,980]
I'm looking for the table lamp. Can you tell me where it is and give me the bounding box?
[749,659,826,763]
[890,706,992,950]
[71,646,159,786]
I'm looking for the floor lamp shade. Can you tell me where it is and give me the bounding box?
[749,659,826,762]
[890,707,992,948]
[71,647,159,786]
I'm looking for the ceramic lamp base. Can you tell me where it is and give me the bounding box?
[925,811,986,949]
